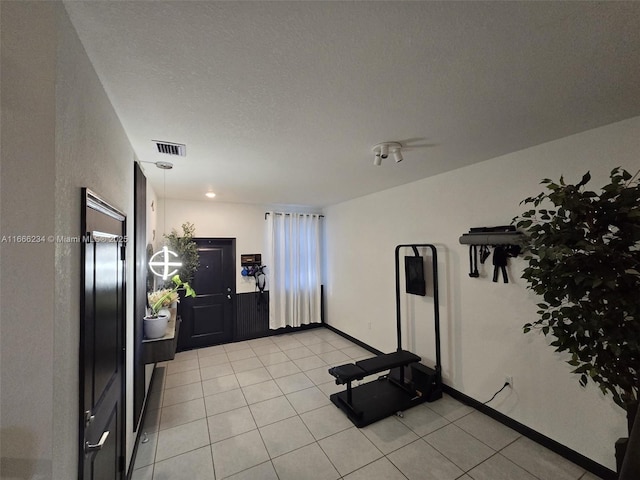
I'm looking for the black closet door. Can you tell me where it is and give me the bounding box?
[80,189,126,480]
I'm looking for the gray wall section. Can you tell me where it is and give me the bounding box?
[1,2,135,478]
[1,2,57,478]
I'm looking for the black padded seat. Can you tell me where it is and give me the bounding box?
[328,364,366,385]
[356,350,420,372]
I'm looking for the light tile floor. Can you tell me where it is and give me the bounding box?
[131,328,602,480]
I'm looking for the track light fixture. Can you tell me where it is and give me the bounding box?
[380,143,389,158]
[372,142,402,166]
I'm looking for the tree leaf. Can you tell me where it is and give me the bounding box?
[577,171,591,188]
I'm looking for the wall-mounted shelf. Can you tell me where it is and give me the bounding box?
[459,225,525,246]
[459,226,524,283]
[143,310,181,364]
[459,232,525,245]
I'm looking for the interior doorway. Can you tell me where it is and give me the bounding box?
[178,238,236,350]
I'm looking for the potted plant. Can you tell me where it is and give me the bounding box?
[144,275,196,339]
[164,222,200,285]
[514,167,640,469]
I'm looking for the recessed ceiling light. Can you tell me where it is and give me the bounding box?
[205,192,216,198]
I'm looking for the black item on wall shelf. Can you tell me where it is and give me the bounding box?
[468,246,479,278]
[492,245,521,283]
[469,225,516,233]
[480,245,491,264]
[492,246,509,283]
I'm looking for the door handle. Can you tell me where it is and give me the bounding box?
[85,430,109,454]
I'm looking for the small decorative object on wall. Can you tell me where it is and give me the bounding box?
[149,245,182,281]
[241,253,262,266]
[514,167,640,471]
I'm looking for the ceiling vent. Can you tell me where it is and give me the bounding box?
[153,140,186,157]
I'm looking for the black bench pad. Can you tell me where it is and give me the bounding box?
[328,364,367,384]
[356,350,420,372]
[329,350,420,384]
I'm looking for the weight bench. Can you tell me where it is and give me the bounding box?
[329,350,420,384]
[329,350,430,427]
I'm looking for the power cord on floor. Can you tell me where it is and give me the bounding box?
[483,381,510,405]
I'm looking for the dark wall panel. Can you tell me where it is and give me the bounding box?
[133,163,146,429]
[235,291,270,340]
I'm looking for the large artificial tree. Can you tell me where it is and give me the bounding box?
[515,168,639,415]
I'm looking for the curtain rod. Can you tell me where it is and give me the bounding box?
[265,212,325,220]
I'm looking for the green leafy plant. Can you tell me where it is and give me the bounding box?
[515,167,640,410]
[164,222,199,285]
[147,274,196,317]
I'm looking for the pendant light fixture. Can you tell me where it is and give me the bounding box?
[144,161,182,280]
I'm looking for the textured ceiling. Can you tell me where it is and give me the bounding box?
[63,1,640,207]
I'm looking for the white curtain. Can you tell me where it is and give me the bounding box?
[266,212,322,329]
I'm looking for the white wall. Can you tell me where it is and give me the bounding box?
[1,3,57,477]
[160,199,321,294]
[1,3,137,478]
[324,116,640,470]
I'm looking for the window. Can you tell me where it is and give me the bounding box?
[266,212,322,328]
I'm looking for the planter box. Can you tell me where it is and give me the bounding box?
[143,310,181,364]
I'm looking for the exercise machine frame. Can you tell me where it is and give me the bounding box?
[328,243,443,427]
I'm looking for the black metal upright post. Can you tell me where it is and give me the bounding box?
[394,245,403,352]
[427,244,442,381]
[394,244,442,382]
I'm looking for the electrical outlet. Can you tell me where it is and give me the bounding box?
[505,375,513,387]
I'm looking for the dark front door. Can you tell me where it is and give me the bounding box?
[178,238,235,350]
[80,189,126,480]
